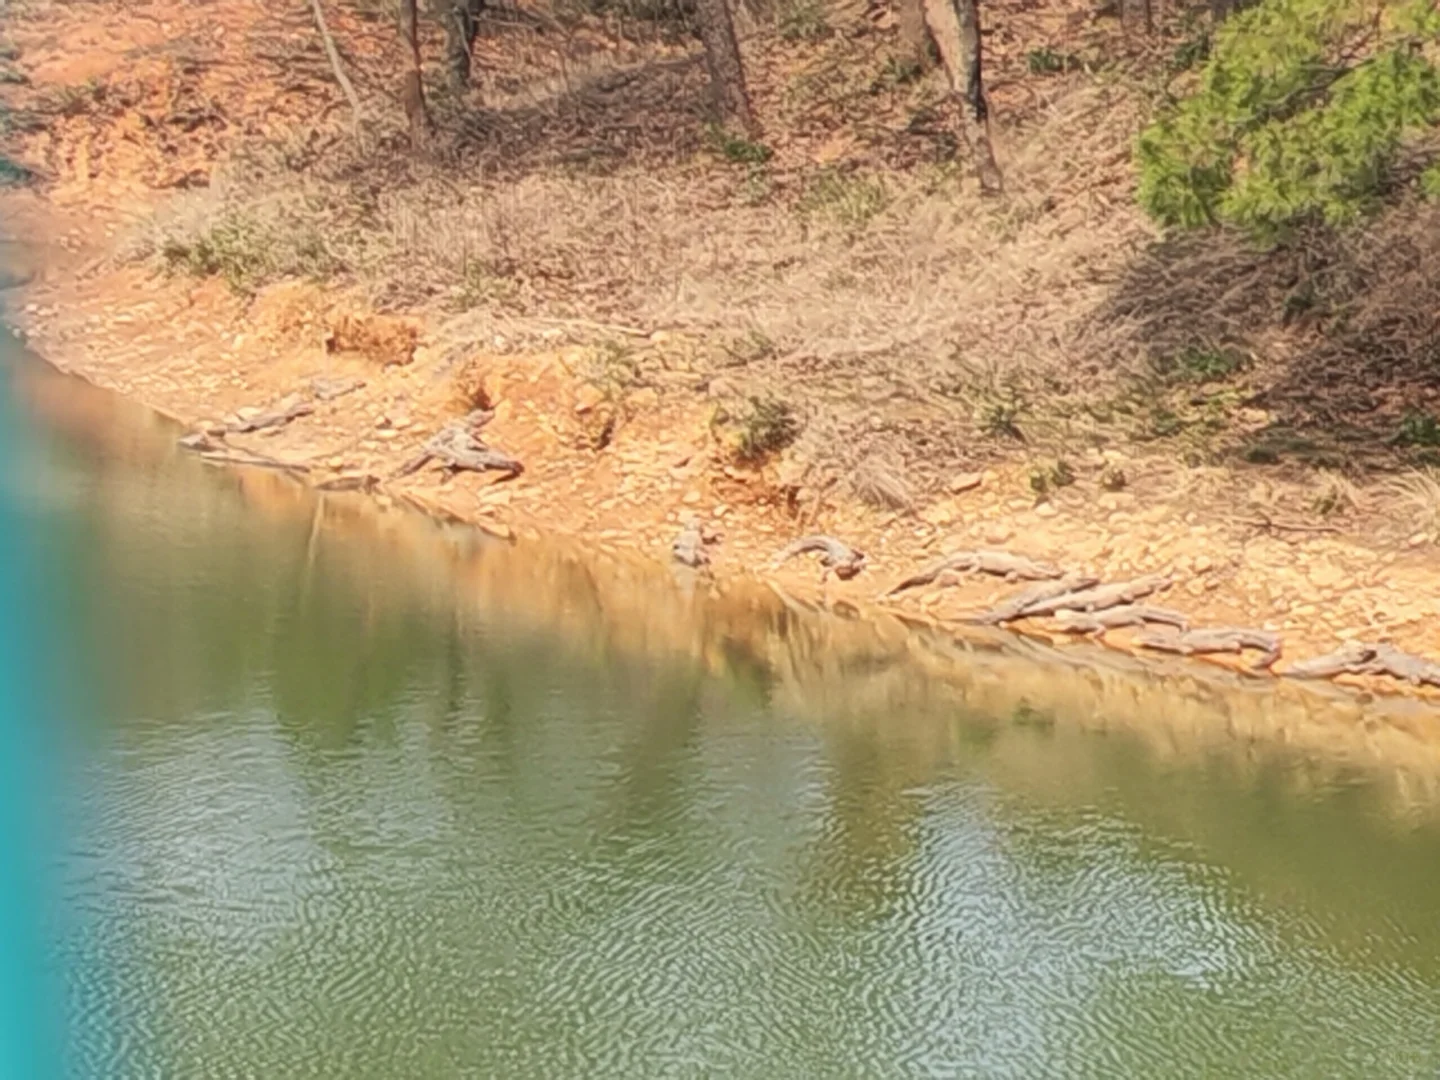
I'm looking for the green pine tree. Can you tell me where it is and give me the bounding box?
[1135,0,1440,238]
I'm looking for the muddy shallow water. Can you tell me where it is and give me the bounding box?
[6,335,1440,1078]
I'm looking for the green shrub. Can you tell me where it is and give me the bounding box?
[736,396,801,461]
[160,213,339,294]
[797,169,888,230]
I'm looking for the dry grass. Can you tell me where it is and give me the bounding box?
[140,64,1151,482]
[90,0,1330,495]
[1383,470,1440,538]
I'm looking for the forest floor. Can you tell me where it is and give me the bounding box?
[2,0,1440,698]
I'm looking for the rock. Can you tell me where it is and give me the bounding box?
[682,490,702,505]
[1193,555,1213,573]
[574,383,606,414]
[948,472,983,493]
[324,312,420,366]
[1034,503,1058,519]
[920,501,956,526]
[1308,563,1346,588]
[627,387,659,410]
[1408,532,1431,548]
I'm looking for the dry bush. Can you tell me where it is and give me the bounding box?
[451,354,495,410]
[1383,470,1440,537]
[851,449,914,512]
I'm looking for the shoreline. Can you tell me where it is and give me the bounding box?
[3,192,1440,710]
[13,336,1440,817]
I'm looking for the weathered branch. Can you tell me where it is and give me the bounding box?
[307,0,364,140]
[226,399,314,435]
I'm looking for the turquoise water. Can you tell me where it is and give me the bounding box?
[5,338,1440,1078]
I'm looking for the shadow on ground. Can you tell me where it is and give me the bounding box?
[1089,196,1440,473]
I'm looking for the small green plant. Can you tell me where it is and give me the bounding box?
[706,124,773,165]
[1098,463,1128,491]
[454,257,520,311]
[797,169,889,231]
[1392,410,1440,448]
[1168,31,1211,73]
[1311,471,1361,515]
[1028,458,1075,497]
[1242,444,1282,464]
[874,55,925,89]
[0,155,32,187]
[740,165,774,205]
[777,0,830,42]
[977,400,1023,440]
[1150,409,1184,438]
[720,329,776,366]
[1152,344,1246,384]
[583,340,648,394]
[735,395,801,462]
[1423,162,1440,200]
[1026,48,1081,75]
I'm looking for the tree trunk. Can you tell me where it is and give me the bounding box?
[921,0,1002,194]
[897,0,938,73]
[694,0,758,136]
[442,0,486,90]
[1120,0,1152,34]
[399,0,432,147]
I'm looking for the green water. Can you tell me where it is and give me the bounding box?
[7,342,1440,1078]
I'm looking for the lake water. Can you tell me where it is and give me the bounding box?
[5,334,1440,1078]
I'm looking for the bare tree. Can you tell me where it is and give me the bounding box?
[695,0,758,136]
[400,0,432,146]
[441,0,486,90]
[921,0,1002,193]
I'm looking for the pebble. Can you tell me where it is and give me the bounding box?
[948,472,983,493]
[1193,555,1213,573]
[1034,503,1058,519]
[682,490,702,505]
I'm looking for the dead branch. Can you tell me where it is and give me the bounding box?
[226,400,315,434]
[308,0,365,141]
